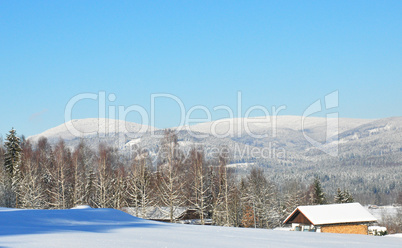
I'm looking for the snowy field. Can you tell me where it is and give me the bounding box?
[0,207,401,248]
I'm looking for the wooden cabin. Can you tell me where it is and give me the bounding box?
[283,203,377,235]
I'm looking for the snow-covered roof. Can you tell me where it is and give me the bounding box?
[284,203,377,226]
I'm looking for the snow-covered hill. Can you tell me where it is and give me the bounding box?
[0,207,400,248]
[184,115,372,138]
[29,116,377,143]
[26,116,402,173]
[28,116,395,152]
[29,118,156,144]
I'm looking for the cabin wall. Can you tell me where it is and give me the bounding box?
[289,212,312,225]
[321,224,368,235]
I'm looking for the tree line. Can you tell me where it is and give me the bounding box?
[1,128,356,228]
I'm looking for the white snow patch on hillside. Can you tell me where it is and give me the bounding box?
[125,138,141,147]
[178,140,196,146]
[0,207,401,248]
[227,162,255,168]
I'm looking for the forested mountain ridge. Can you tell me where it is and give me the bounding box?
[27,116,402,205]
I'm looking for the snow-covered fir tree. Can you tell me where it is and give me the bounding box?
[3,128,22,207]
[310,177,327,205]
[334,188,354,203]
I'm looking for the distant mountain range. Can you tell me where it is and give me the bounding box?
[28,116,402,203]
[28,116,402,162]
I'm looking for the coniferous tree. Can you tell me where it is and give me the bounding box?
[334,188,344,203]
[335,188,354,203]
[343,190,354,203]
[309,177,327,205]
[0,137,6,207]
[4,129,21,177]
[84,168,96,206]
[3,128,22,207]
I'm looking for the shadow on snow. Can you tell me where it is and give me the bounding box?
[0,208,162,236]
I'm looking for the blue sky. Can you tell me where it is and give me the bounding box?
[0,0,401,137]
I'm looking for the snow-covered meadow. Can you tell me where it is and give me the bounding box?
[0,207,401,248]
